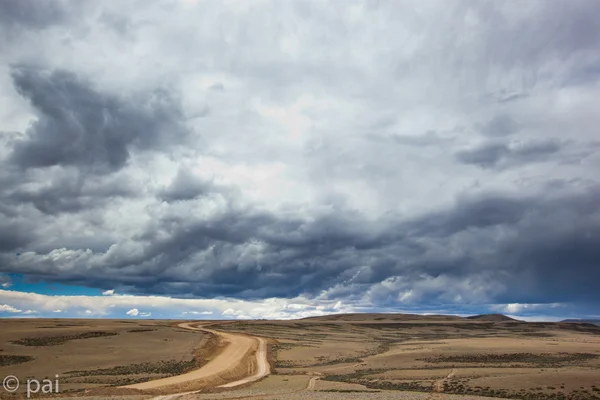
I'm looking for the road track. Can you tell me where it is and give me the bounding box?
[427,368,458,399]
[122,322,269,393]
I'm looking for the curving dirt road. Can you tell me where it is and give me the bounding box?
[218,335,269,388]
[122,322,269,392]
[427,368,458,399]
[306,376,318,391]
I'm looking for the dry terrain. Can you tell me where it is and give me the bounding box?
[1,314,600,400]
[122,322,269,392]
[210,314,600,400]
[0,319,207,393]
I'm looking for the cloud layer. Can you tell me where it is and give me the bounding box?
[1,0,600,319]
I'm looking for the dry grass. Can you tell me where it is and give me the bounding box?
[0,319,204,394]
[211,315,600,399]
[0,354,35,366]
[2,315,600,399]
[11,331,119,346]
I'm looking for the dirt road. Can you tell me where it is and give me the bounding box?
[427,368,458,399]
[306,376,318,391]
[218,335,269,388]
[123,322,269,392]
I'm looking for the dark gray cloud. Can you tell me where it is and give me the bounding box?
[158,167,218,202]
[469,0,600,70]
[0,0,599,318]
[9,67,188,174]
[5,168,138,215]
[456,140,562,168]
[2,183,600,307]
[367,131,456,147]
[0,67,188,216]
[408,194,531,237]
[456,143,511,168]
[0,0,67,29]
[0,218,33,252]
[481,115,518,137]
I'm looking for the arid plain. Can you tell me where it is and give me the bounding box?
[1,314,600,400]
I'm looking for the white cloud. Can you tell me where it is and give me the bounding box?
[126,308,139,316]
[102,289,115,296]
[491,303,565,315]
[507,315,563,322]
[364,274,506,306]
[0,304,22,313]
[399,290,413,303]
[0,274,11,288]
[505,303,525,314]
[183,311,213,315]
[0,290,350,320]
[285,304,308,310]
[0,289,589,320]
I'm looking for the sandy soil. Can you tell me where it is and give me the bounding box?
[123,322,269,392]
[169,375,507,400]
[0,319,203,392]
[212,316,600,399]
[3,315,600,399]
[218,336,269,388]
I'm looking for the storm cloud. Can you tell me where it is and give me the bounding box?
[1,0,600,319]
[9,68,188,174]
[0,0,67,29]
[456,139,563,169]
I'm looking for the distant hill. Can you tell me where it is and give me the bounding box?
[561,319,600,326]
[466,313,518,322]
[300,312,528,323]
[300,313,465,322]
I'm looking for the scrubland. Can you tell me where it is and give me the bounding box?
[1,314,600,399]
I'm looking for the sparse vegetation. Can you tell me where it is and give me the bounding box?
[3,315,600,398]
[419,352,599,366]
[64,358,197,381]
[0,355,35,366]
[11,331,118,346]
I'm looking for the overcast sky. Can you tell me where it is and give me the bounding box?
[1,0,599,321]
